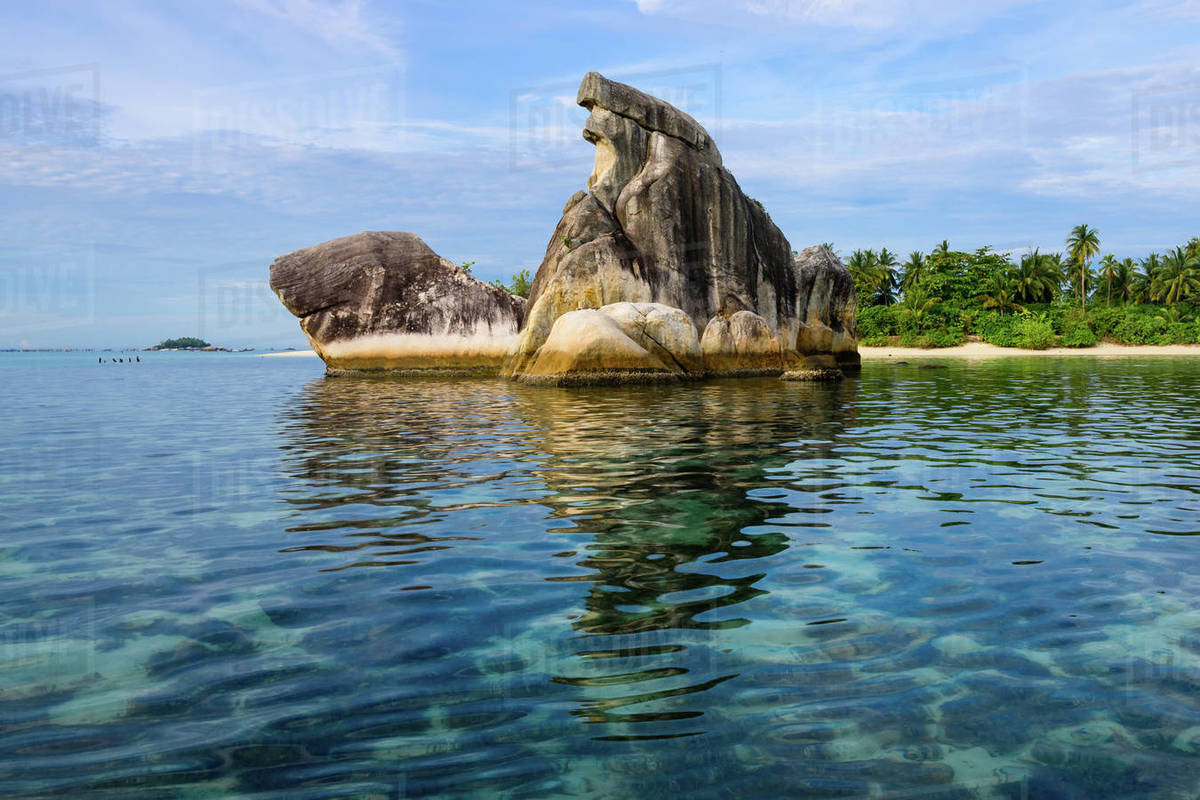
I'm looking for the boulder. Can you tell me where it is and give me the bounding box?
[269,231,526,374]
[502,72,858,382]
[519,302,702,386]
[701,311,783,376]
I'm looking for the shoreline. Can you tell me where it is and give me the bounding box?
[262,342,1200,364]
[859,341,1200,360]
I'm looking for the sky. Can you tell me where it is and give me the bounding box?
[2,0,1199,348]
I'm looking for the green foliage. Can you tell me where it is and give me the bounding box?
[851,227,1200,349]
[1087,306,1124,338]
[1013,313,1057,349]
[459,260,475,274]
[976,312,1019,347]
[917,247,1014,309]
[925,328,965,348]
[1065,223,1101,308]
[1113,313,1170,345]
[860,333,891,347]
[856,304,901,338]
[492,268,532,298]
[1060,312,1098,347]
[156,337,210,349]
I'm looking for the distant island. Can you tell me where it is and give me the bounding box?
[145,337,253,352]
[149,337,212,350]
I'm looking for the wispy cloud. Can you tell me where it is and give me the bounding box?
[231,0,402,58]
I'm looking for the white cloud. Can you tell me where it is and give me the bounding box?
[631,0,1043,33]
[232,0,401,58]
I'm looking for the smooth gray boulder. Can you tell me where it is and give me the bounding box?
[503,72,858,381]
[270,231,526,373]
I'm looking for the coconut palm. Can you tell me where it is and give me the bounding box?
[980,269,1025,316]
[901,251,925,293]
[1065,224,1100,309]
[933,239,951,256]
[1186,237,1200,262]
[1012,249,1059,304]
[846,249,885,301]
[1114,258,1138,304]
[873,248,900,305]
[1097,254,1119,306]
[896,286,940,326]
[1135,253,1160,303]
[1151,247,1200,305]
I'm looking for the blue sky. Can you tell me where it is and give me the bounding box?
[2,0,1199,347]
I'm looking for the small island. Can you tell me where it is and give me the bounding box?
[149,337,212,350]
[145,337,251,352]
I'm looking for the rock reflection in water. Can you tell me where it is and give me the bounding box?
[277,375,858,742]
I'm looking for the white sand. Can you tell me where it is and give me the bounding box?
[860,341,1200,360]
[260,342,1200,362]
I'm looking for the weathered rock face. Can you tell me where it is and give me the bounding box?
[519,302,702,385]
[270,231,526,374]
[503,72,858,381]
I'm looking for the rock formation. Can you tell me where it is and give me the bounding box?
[268,73,858,383]
[501,72,857,384]
[269,231,526,374]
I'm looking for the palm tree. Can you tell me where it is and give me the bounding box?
[846,249,884,301]
[901,251,925,293]
[1136,253,1160,303]
[1186,237,1200,262]
[1114,258,1137,304]
[1097,254,1119,306]
[896,286,940,326]
[1012,249,1059,304]
[873,248,900,305]
[980,269,1025,316]
[933,240,951,256]
[1065,224,1100,310]
[1151,247,1200,305]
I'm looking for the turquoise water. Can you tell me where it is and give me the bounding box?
[3,352,1200,798]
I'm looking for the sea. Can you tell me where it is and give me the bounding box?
[3,351,1200,798]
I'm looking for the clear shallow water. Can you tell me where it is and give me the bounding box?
[3,352,1200,798]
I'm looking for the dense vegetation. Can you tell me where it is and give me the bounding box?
[845,227,1200,349]
[155,337,210,349]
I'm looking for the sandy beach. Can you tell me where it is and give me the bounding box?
[262,343,1200,362]
[860,341,1200,360]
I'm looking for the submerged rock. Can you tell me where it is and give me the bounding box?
[269,231,526,374]
[502,72,858,383]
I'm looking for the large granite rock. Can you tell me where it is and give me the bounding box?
[502,72,858,382]
[519,301,702,385]
[270,231,526,374]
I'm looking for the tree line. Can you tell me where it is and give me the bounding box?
[839,226,1200,348]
